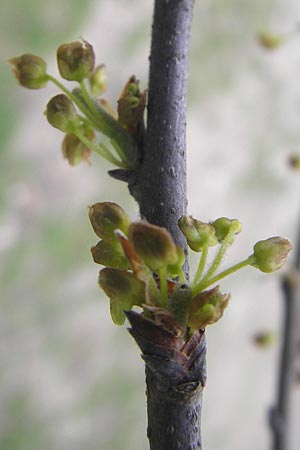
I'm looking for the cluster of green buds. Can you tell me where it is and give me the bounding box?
[9,39,146,169]
[89,202,292,332]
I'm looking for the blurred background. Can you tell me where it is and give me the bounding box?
[1,0,300,449]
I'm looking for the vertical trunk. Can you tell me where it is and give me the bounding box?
[126,1,207,449]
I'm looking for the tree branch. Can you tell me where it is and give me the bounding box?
[124,1,207,449]
[131,0,193,252]
[270,211,300,450]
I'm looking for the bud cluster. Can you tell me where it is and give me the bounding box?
[9,39,146,169]
[89,203,292,332]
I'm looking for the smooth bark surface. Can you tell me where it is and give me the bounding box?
[133,0,194,251]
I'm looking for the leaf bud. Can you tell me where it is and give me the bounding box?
[57,39,95,82]
[99,268,145,310]
[117,76,147,130]
[8,54,48,89]
[251,237,292,273]
[212,217,242,243]
[62,131,92,166]
[89,202,131,244]
[89,64,107,97]
[91,240,130,270]
[128,222,178,271]
[46,94,80,132]
[178,215,217,251]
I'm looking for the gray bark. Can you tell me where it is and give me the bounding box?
[124,1,207,449]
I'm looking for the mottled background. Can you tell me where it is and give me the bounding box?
[1,0,300,449]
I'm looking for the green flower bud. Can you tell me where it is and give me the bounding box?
[62,132,92,166]
[212,217,242,243]
[57,39,95,82]
[46,94,80,132]
[91,240,130,270]
[288,153,300,171]
[253,331,276,348]
[128,222,178,271]
[188,286,230,329]
[178,216,217,251]
[89,202,131,244]
[99,268,145,310]
[257,32,283,50]
[8,54,48,89]
[251,237,292,273]
[89,64,107,97]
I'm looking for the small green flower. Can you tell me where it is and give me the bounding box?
[212,217,242,243]
[99,268,145,310]
[251,237,292,273]
[46,94,80,132]
[91,240,130,270]
[8,54,48,89]
[178,215,217,251]
[89,202,131,244]
[57,39,95,82]
[128,222,178,271]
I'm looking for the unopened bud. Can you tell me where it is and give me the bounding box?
[89,64,107,97]
[57,40,95,82]
[128,222,178,271]
[253,331,276,348]
[258,32,283,50]
[288,153,300,171]
[251,237,292,273]
[89,202,131,244]
[46,94,79,132]
[178,216,217,251]
[8,54,48,89]
[212,217,242,243]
